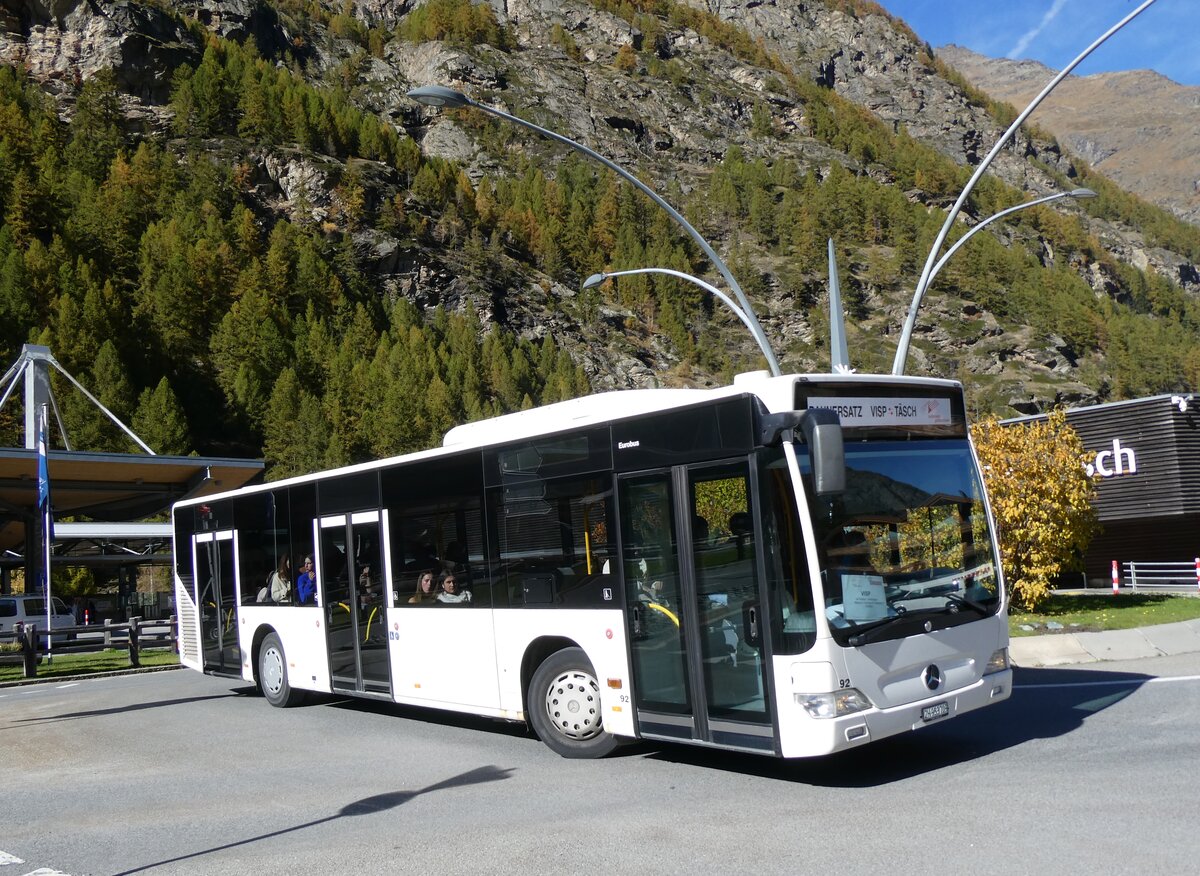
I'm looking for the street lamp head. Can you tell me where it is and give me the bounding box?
[581,273,607,290]
[407,85,472,108]
[1069,188,1098,199]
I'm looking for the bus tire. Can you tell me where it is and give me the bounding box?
[528,648,618,759]
[259,632,304,708]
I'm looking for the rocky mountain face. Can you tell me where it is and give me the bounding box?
[939,44,1200,228]
[0,0,1197,422]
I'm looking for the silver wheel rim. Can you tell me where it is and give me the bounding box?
[544,669,603,741]
[261,645,284,697]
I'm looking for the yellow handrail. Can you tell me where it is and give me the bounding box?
[646,601,679,628]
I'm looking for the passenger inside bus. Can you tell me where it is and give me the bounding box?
[296,555,317,605]
[436,573,471,604]
[409,571,437,604]
[358,565,381,608]
[728,511,752,558]
[269,555,292,603]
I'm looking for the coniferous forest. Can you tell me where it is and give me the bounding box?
[2,0,1200,479]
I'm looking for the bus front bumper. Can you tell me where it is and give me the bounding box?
[778,669,1013,758]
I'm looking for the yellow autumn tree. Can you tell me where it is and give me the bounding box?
[972,409,1099,610]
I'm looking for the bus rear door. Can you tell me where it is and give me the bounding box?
[192,529,240,675]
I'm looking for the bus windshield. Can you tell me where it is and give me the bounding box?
[800,439,1001,645]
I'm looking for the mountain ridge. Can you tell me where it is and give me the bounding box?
[937,43,1200,227]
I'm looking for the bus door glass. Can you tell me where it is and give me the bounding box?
[193,530,239,674]
[319,511,390,696]
[619,460,773,751]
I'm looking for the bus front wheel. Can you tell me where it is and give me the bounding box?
[258,632,305,708]
[528,648,618,759]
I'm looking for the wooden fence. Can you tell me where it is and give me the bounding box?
[0,616,177,679]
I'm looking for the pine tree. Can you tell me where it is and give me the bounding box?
[132,377,190,455]
[64,69,124,181]
[263,367,328,479]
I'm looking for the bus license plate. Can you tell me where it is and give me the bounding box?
[922,702,949,722]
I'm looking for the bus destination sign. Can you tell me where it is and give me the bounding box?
[806,396,952,428]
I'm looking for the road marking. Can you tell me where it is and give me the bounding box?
[55,683,79,690]
[0,850,72,875]
[1016,674,1200,690]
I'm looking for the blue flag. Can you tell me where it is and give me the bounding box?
[37,406,53,544]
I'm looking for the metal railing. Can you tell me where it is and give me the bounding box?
[0,616,177,679]
[1121,562,1200,593]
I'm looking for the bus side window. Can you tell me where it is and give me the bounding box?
[493,473,615,606]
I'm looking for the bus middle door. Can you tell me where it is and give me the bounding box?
[318,511,392,697]
[619,460,774,753]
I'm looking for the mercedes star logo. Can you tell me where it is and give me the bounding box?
[922,664,942,691]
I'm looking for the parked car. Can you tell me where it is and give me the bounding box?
[0,594,75,644]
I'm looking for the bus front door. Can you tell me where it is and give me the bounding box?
[319,511,391,696]
[193,530,240,675]
[619,461,774,753]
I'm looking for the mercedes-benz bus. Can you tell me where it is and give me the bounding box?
[172,370,1011,758]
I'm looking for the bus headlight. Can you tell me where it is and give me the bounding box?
[795,689,872,719]
[984,648,1009,674]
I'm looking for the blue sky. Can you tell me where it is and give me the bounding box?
[878,1,1199,85]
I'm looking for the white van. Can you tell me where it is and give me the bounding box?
[0,594,75,642]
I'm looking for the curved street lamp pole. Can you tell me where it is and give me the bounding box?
[582,267,778,372]
[922,187,1097,293]
[407,84,781,377]
[891,0,1159,376]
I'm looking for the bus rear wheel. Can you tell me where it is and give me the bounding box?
[528,648,618,759]
[259,632,304,708]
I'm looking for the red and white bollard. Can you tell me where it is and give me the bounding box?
[84,609,90,625]
[1112,560,1120,595]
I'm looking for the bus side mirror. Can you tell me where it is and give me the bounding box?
[760,410,845,496]
[800,409,845,496]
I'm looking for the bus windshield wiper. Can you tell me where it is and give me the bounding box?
[846,594,989,647]
[847,613,916,647]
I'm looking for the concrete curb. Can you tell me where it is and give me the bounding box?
[1010,619,1200,667]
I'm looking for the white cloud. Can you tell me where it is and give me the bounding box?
[1007,0,1069,58]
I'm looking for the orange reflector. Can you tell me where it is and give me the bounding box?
[607,678,623,689]
[612,705,622,713]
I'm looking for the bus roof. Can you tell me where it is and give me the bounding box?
[173,370,962,510]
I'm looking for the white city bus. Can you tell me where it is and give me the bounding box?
[172,370,1011,758]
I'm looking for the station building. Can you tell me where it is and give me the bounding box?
[1004,393,1200,585]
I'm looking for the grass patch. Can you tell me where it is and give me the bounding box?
[0,648,179,683]
[1009,593,1200,637]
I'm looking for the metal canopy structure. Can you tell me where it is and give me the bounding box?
[0,345,263,595]
[0,448,262,554]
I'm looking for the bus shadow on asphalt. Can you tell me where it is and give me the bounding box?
[6,692,242,727]
[319,691,541,743]
[112,764,514,875]
[640,666,1153,785]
